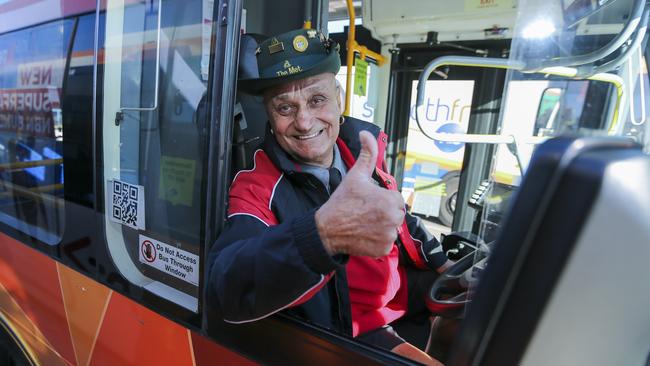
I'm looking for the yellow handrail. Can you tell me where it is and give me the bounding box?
[0,159,63,171]
[344,0,385,116]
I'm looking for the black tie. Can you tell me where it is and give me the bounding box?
[328,167,342,194]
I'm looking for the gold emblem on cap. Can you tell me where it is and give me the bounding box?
[293,35,308,52]
[268,38,284,54]
[283,60,292,69]
[306,29,317,39]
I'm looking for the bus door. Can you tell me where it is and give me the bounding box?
[383,45,509,236]
[99,0,227,323]
[358,0,519,237]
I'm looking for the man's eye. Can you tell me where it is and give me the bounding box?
[311,97,326,106]
[277,105,293,114]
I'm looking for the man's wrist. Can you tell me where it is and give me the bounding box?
[315,207,337,256]
[293,209,340,273]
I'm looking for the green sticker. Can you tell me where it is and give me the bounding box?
[159,156,196,206]
[354,56,368,97]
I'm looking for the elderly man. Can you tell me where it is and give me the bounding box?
[207,28,451,365]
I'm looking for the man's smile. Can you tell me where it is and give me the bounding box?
[294,128,325,140]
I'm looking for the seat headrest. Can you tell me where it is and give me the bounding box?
[238,33,265,80]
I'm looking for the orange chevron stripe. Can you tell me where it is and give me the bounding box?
[57,263,111,366]
[0,233,259,365]
[90,290,194,365]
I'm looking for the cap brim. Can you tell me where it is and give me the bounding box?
[238,51,341,95]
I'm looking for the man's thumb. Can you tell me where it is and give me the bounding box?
[349,130,378,178]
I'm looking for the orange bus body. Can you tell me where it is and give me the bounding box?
[0,232,256,365]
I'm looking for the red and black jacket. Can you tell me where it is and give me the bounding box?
[207,117,448,337]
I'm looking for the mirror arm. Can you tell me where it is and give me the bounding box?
[526,0,645,71]
[415,2,645,144]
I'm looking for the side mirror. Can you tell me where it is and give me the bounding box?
[534,87,563,137]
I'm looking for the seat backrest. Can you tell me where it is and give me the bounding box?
[449,136,650,366]
[232,33,268,174]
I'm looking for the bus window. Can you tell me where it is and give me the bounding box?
[467,0,643,238]
[493,77,614,186]
[0,19,74,245]
[335,62,380,122]
[101,0,213,313]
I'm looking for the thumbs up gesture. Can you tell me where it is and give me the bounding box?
[315,131,406,257]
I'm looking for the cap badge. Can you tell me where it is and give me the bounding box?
[306,29,317,39]
[293,35,309,52]
[268,38,284,54]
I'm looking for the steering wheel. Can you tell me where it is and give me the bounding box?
[425,251,477,319]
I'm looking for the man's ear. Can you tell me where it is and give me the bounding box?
[333,76,345,113]
[335,84,343,111]
[337,90,342,110]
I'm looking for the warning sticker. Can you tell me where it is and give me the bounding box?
[139,235,199,286]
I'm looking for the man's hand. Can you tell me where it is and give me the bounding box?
[315,131,405,257]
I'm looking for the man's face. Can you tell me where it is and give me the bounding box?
[264,73,341,168]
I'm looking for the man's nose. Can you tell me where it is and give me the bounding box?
[294,105,314,131]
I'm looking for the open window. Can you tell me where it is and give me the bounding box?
[101,0,215,313]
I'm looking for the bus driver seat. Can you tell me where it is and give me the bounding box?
[447,136,650,366]
[232,33,268,175]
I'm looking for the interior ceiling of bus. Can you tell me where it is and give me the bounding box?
[329,0,361,21]
[334,0,634,44]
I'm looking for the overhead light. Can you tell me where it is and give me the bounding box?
[521,19,556,40]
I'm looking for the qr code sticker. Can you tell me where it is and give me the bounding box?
[110,180,145,229]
